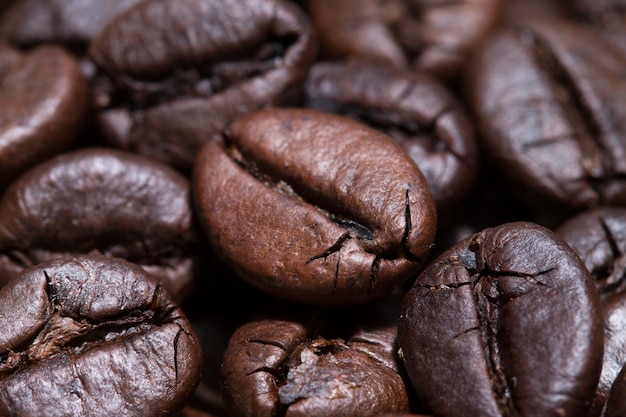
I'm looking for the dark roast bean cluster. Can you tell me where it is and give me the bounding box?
[1,0,626,416]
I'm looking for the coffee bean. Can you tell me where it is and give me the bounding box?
[304,59,478,221]
[89,0,318,171]
[305,0,500,81]
[0,254,203,417]
[1,0,144,54]
[221,296,410,417]
[556,206,626,416]
[399,222,604,417]
[0,147,203,301]
[0,44,88,193]
[604,363,626,417]
[193,108,437,306]
[467,18,626,216]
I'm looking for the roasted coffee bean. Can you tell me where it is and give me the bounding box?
[304,59,478,221]
[0,0,144,54]
[221,296,410,417]
[467,18,626,217]
[305,0,500,81]
[0,254,203,417]
[193,108,437,306]
[0,44,88,193]
[604,363,626,417]
[89,0,317,171]
[556,206,626,416]
[398,222,604,417]
[0,147,203,301]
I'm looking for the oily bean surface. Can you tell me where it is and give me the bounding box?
[398,222,604,417]
[467,18,626,215]
[89,0,317,171]
[304,59,478,220]
[0,44,88,192]
[556,206,626,416]
[0,147,201,300]
[604,363,626,417]
[221,298,410,417]
[0,255,203,417]
[193,108,437,306]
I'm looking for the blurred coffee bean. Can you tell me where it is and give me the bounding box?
[467,18,626,219]
[0,44,88,193]
[304,59,478,221]
[89,0,318,172]
[305,0,500,82]
[0,0,145,54]
[0,147,204,301]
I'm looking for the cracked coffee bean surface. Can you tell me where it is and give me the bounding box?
[0,44,88,193]
[221,297,410,417]
[89,0,317,171]
[0,147,203,301]
[193,107,437,306]
[0,254,203,417]
[304,59,478,220]
[467,18,626,215]
[556,206,626,416]
[398,222,604,417]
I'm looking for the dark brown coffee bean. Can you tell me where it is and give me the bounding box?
[0,147,203,301]
[304,59,478,221]
[467,18,626,217]
[193,108,437,306]
[221,297,410,417]
[89,0,317,171]
[556,206,626,416]
[0,44,88,193]
[0,254,203,416]
[399,222,604,417]
[305,0,500,81]
[1,0,144,53]
[604,363,626,417]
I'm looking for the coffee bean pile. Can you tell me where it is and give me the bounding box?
[1,1,626,416]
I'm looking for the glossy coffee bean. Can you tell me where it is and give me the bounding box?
[0,147,203,301]
[399,222,604,417]
[0,255,203,417]
[89,0,317,171]
[467,18,626,216]
[221,297,410,417]
[304,59,478,220]
[0,44,88,193]
[193,108,437,306]
[556,206,626,416]
[605,363,626,417]
[305,0,500,81]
